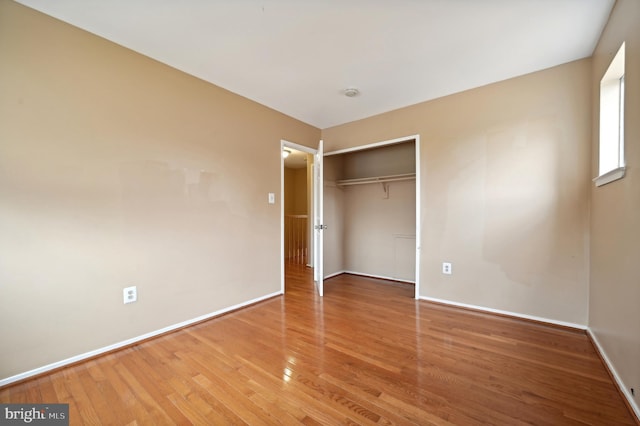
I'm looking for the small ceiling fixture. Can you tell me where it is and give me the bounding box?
[344,87,360,98]
[282,149,291,158]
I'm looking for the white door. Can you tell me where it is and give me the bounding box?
[313,140,324,296]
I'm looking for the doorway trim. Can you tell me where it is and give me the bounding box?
[280,139,318,295]
[324,134,421,299]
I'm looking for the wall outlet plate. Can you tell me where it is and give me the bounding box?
[442,262,452,275]
[123,286,137,304]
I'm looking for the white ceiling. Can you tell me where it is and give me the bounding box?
[16,0,614,129]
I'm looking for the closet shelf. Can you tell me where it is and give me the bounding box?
[336,173,416,187]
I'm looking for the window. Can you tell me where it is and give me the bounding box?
[595,42,625,187]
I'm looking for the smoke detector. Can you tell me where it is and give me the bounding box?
[343,88,360,97]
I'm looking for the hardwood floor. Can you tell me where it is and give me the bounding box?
[1,263,637,425]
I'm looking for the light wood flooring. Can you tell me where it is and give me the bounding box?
[1,263,637,425]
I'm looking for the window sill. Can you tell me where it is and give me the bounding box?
[593,167,626,187]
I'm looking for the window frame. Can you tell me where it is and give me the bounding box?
[594,42,626,187]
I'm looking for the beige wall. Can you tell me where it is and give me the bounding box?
[323,59,592,325]
[284,167,307,215]
[343,181,416,281]
[0,1,319,379]
[339,141,416,179]
[589,0,640,410]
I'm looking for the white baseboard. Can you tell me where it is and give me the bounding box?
[419,296,587,330]
[323,270,346,280]
[329,270,415,284]
[587,329,640,420]
[0,291,282,387]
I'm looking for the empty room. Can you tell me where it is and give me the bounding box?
[1,0,639,424]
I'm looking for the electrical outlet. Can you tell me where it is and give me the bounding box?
[123,286,137,304]
[442,262,452,275]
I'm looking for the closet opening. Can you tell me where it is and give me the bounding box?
[323,136,420,298]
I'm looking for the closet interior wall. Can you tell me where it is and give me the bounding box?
[324,141,417,283]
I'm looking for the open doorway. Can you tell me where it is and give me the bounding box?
[283,147,311,266]
[280,140,320,295]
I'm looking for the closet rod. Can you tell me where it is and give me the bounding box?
[336,173,416,187]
